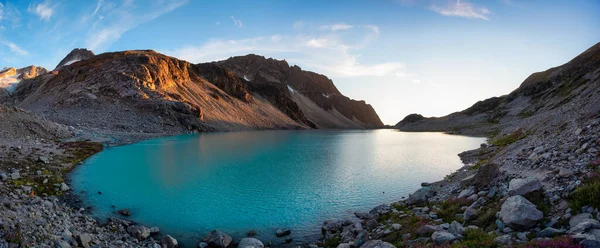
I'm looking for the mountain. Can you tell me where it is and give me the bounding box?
[396,42,600,136]
[0,66,48,95]
[54,48,95,70]
[217,54,384,128]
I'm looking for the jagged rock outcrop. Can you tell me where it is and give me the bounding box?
[10,50,311,142]
[396,42,600,136]
[217,54,384,129]
[55,48,95,70]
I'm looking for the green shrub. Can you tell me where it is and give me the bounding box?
[570,176,600,211]
[490,129,526,146]
[449,229,498,248]
[437,198,472,223]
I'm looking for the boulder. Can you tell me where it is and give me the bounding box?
[570,213,593,228]
[203,230,232,248]
[463,207,478,221]
[448,221,465,235]
[75,234,91,248]
[407,187,433,205]
[359,240,395,248]
[238,238,264,248]
[365,219,379,231]
[458,186,475,199]
[494,234,515,245]
[322,219,343,234]
[391,223,402,230]
[161,235,178,248]
[127,225,151,240]
[499,195,543,231]
[354,230,370,247]
[369,204,392,216]
[416,225,438,236]
[431,231,458,246]
[569,219,600,234]
[275,229,291,237]
[473,163,500,189]
[38,156,50,164]
[117,209,132,216]
[537,227,563,237]
[508,177,542,196]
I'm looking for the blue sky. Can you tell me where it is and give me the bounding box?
[0,0,599,124]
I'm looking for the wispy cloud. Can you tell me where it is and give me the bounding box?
[1,40,28,55]
[318,23,353,31]
[230,16,243,27]
[27,1,54,21]
[85,0,188,51]
[91,0,103,17]
[166,25,407,79]
[429,0,491,20]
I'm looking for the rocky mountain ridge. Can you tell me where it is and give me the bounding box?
[218,54,384,128]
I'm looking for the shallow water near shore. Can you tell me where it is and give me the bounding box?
[70,130,485,246]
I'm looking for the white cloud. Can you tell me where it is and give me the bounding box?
[166,27,408,79]
[230,16,243,27]
[319,23,353,31]
[85,0,188,51]
[92,0,103,17]
[1,41,28,55]
[429,0,491,20]
[27,2,54,21]
[412,79,421,84]
[293,20,304,30]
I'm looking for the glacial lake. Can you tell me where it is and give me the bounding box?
[70,130,485,246]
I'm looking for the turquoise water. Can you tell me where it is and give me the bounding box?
[70,130,485,245]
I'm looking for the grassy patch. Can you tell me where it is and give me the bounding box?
[59,141,103,169]
[490,129,526,147]
[449,229,498,248]
[436,198,472,223]
[569,174,600,211]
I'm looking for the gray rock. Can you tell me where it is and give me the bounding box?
[150,227,160,235]
[203,230,232,248]
[0,172,8,181]
[494,234,515,245]
[38,156,50,164]
[370,204,392,216]
[10,171,20,180]
[448,221,465,235]
[198,242,208,248]
[407,187,433,205]
[323,219,343,233]
[60,182,70,191]
[458,187,475,199]
[570,213,593,228]
[275,228,291,237]
[355,211,375,219]
[161,235,178,248]
[558,169,574,178]
[238,238,264,248]
[463,207,477,221]
[508,177,542,196]
[365,219,379,231]
[337,243,351,248]
[569,219,600,234]
[355,230,370,247]
[431,231,458,246]
[537,227,563,237]
[416,225,438,236]
[55,240,72,248]
[391,223,401,230]
[499,195,543,231]
[76,234,92,248]
[359,240,395,248]
[127,225,151,240]
[581,240,600,248]
[496,219,505,230]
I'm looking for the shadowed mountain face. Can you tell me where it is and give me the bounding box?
[396,42,600,136]
[217,54,384,128]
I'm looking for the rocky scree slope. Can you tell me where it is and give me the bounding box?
[9,50,316,143]
[396,42,600,136]
[217,54,384,129]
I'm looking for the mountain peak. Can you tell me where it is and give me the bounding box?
[55,48,95,70]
